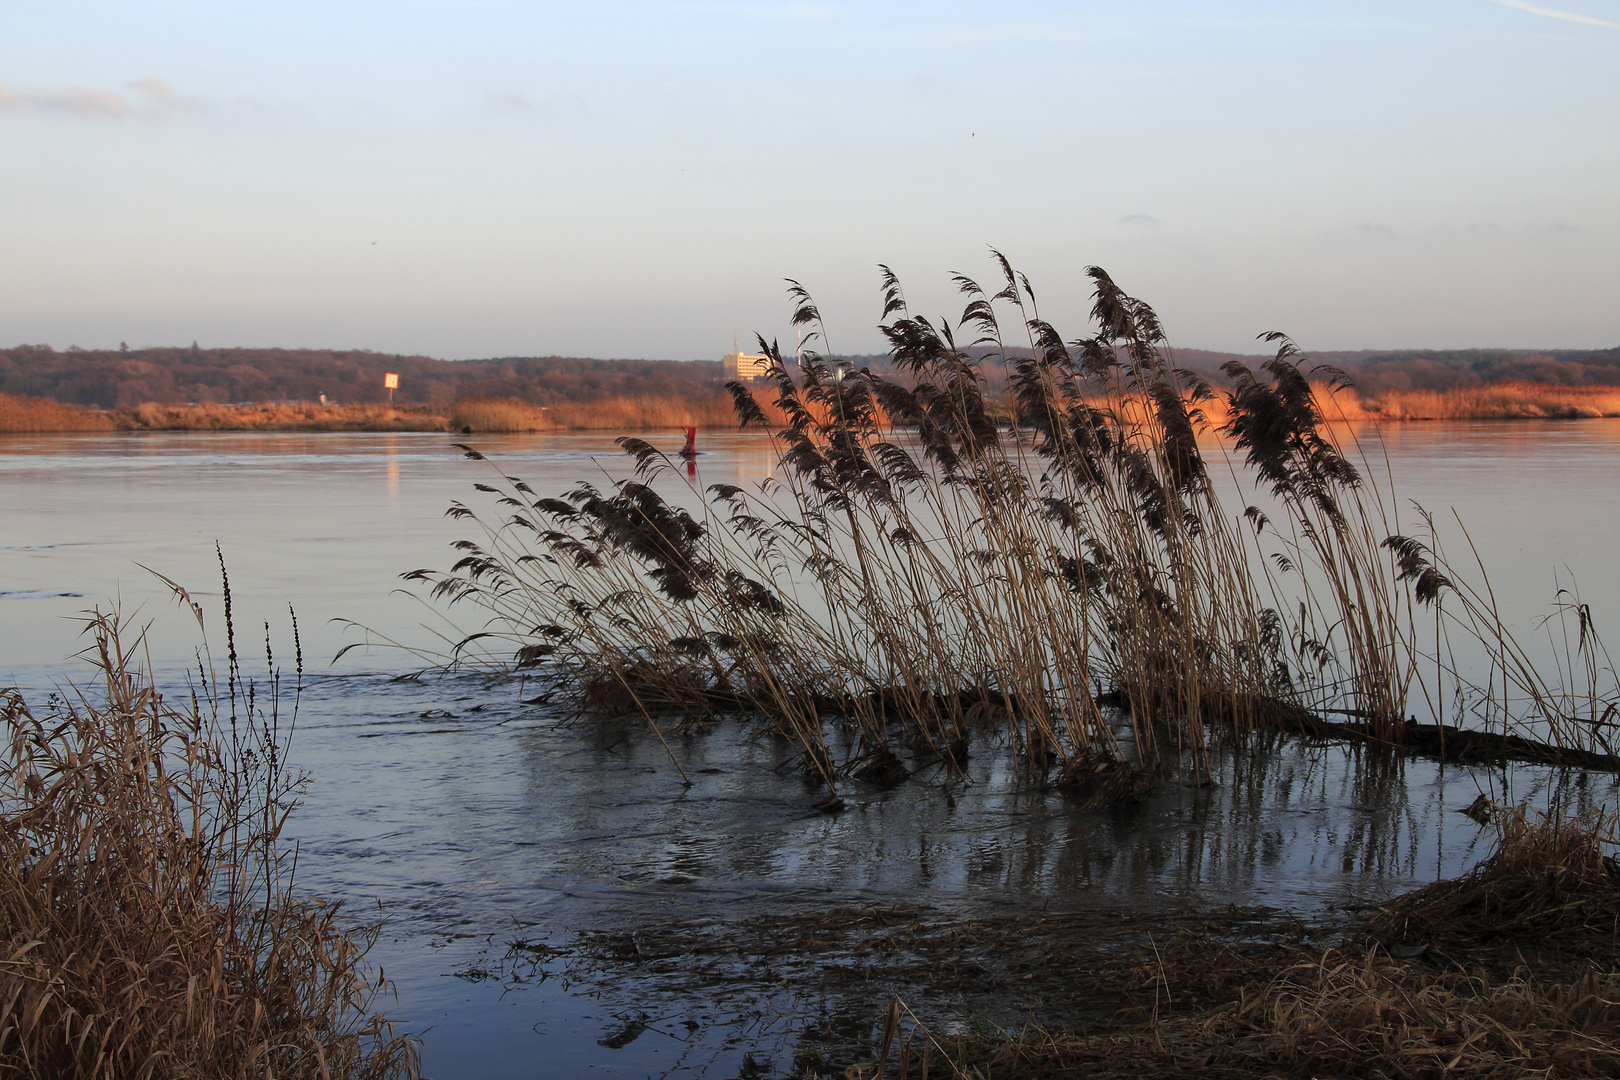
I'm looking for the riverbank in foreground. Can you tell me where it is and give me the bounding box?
[443,807,1618,1078]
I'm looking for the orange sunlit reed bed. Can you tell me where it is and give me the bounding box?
[0,392,750,434]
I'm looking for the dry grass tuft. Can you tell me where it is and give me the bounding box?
[0,611,420,1080]
[1374,808,1620,946]
[855,811,1620,1079]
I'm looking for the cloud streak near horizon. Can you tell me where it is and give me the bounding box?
[0,76,200,117]
[1488,0,1620,29]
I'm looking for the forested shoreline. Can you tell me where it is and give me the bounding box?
[3,342,1619,433]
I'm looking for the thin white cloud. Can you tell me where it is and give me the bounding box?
[0,77,203,119]
[1488,0,1620,30]
[682,2,836,21]
[484,89,589,117]
[1120,213,1160,227]
[0,85,129,116]
[488,89,535,111]
[125,76,202,110]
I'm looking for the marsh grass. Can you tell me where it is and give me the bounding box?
[449,394,751,434]
[1350,381,1620,422]
[0,393,756,434]
[0,391,116,433]
[0,590,419,1078]
[407,257,1618,788]
[120,401,446,431]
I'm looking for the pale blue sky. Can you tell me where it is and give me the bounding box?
[1,1,1615,359]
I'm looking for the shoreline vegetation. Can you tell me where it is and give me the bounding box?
[0,596,420,1079]
[0,390,741,434]
[4,378,1620,435]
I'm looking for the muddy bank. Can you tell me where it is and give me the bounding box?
[454,892,1618,1078]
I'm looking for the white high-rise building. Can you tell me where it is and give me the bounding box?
[723,350,771,379]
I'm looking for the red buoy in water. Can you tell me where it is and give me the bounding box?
[679,426,698,457]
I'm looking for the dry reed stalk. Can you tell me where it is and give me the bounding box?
[0,603,420,1080]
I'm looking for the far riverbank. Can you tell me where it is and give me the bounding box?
[0,392,737,434]
[7,379,1620,435]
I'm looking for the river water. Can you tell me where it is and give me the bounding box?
[3,424,1619,1077]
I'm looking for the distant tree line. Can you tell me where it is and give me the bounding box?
[1,342,1616,410]
[846,346,1620,397]
[0,346,730,409]
[1306,348,1620,394]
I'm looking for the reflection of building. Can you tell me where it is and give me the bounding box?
[723,351,771,379]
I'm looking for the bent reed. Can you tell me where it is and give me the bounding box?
[0,599,420,1078]
[408,258,1618,789]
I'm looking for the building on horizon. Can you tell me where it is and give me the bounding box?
[723,350,771,379]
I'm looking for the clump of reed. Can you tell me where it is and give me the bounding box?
[0,392,116,433]
[410,256,1617,789]
[449,396,552,433]
[0,601,420,1079]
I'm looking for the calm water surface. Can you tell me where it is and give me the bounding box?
[3,424,1619,1077]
